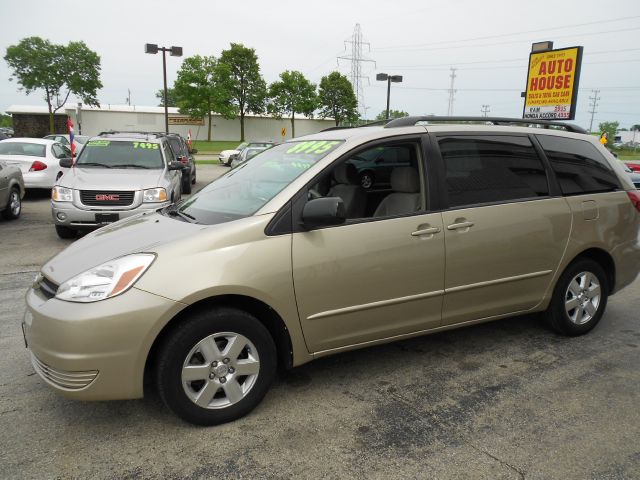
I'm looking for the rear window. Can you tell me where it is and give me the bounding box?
[537,136,620,195]
[0,142,46,157]
[76,140,164,169]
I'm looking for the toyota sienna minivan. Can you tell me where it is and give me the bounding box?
[24,117,640,425]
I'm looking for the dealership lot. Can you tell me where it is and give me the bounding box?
[1,163,639,479]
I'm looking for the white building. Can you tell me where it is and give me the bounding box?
[6,104,335,141]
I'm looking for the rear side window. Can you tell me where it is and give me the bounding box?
[537,136,620,195]
[0,142,45,157]
[438,135,549,208]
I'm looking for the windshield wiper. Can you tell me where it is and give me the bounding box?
[112,164,151,169]
[76,162,113,168]
[165,205,197,223]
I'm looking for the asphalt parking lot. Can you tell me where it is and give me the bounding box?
[1,163,639,479]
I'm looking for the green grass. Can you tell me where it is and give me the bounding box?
[192,140,241,155]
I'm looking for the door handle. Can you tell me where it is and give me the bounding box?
[411,227,441,236]
[447,221,474,230]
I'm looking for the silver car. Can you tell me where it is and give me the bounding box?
[51,132,184,238]
[0,159,25,219]
[230,146,267,168]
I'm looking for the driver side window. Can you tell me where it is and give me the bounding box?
[308,141,425,220]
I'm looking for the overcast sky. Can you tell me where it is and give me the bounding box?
[1,0,639,130]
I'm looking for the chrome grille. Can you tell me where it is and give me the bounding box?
[31,353,98,390]
[80,190,134,206]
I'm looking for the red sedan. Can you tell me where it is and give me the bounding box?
[624,161,640,173]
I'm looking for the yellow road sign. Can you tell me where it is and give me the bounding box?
[281,127,286,137]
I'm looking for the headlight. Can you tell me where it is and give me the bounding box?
[52,186,73,202]
[55,254,155,303]
[143,188,168,203]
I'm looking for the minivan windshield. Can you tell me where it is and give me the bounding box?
[172,140,344,224]
[76,140,164,169]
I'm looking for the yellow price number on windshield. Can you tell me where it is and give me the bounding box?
[286,141,341,155]
[133,142,159,149]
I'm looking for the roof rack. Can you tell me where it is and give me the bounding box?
[384,116,588,134]
[97,130,167,138]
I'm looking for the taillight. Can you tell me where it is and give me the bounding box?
[627,190,640,212]
[29,160,48,172]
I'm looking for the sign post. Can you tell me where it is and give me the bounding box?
[523,45,583,121]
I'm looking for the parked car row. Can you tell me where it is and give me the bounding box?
[220,141,278,167]
[0,131,195,228]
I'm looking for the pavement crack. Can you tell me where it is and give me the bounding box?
[469,444,525,479]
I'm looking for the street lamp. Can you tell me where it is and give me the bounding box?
[376,73,403,120]
[145,43,183,133]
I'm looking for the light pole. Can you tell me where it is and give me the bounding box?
[376,73,403,120]
[145,43,183,133]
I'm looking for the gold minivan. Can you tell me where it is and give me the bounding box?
[23,118,640,425]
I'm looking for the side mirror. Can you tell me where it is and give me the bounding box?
[168,161,183,171]
[302,197,346,229]
[59,158,73,168]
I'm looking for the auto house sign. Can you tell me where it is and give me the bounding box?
[523,46,583,120]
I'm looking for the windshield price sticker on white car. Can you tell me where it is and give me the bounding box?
[522,46,583,121]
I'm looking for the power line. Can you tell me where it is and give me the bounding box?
[372,26,640,53]
[375,15,640,51]
[377,48,640,69]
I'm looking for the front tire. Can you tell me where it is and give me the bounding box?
[182,174,192,194]
[156,308,277,426]
[2,187,21,220]
[547,258,608,336]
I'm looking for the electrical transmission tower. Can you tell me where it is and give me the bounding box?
[588,89,600,133]
[338,24,375,119]
[481,105,490,117]
[447,68,457,116]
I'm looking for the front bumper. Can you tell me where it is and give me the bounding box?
[23,285,185,400]
[52,201,170,228]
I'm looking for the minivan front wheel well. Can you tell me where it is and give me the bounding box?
[144,295,293,391]
[573,248,616,294]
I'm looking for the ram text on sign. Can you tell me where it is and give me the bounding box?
[523,46,583,120]
[168,116,205,126]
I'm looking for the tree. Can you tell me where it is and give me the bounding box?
[217,43,267,141]
[4,37,101,133]
[0,113,12,128]
[173,55,232,141]
[631,124,640,132]
[268,71,316,137]
[317,71,358,127]
[156,88,178,107]
[598,121,619,145]
[375,109,409,121]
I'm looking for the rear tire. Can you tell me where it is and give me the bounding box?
[546,258,608,336]
[156,307,277,426]
[55,225,77,239]
[2,187,21,220]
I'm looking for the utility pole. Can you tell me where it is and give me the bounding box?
[338,24,375,119]
[588,89,600,133]
[481,104,490,117]
[447,68,457,116]
[126,89,131,106]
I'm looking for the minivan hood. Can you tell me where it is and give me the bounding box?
[42,212,203,284]
[59,167,164,190]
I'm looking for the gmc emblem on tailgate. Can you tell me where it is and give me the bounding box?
[96,194,120,201]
